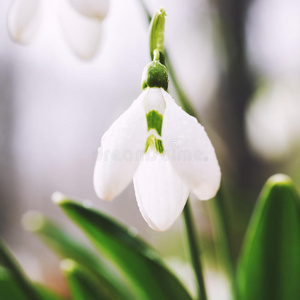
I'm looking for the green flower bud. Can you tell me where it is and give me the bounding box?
[141,60,169,91]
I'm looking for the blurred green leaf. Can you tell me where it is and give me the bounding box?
[23,211,132,300]
[238,174,300,300]
[0,266,64,300]
[0,239,42,300]
[0,266,27,300]
[61,259,115,300]
[54,193,192,300]
[35,285,64,300]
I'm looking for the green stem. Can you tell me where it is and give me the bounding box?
[183,200,207,300]
[165,52,198,118]
[165,47,237,298]
[163,31,238,300]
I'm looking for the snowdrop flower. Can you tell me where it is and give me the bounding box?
[7,0,109,59]
[94,54,221,231]
[246,79,300,160]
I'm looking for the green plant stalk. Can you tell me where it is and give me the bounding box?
[168,57,237,297]
[165,52,198,117]
[183,200,207,300]
[160,18,237,300]
[0,240,42,300]
[164,21,237,300]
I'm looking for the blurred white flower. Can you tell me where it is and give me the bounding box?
[247,0,300,77]
[69,0,109,20]
[7,0,109,59]
[7,0,42,45]
[93,87,221,231]
[246,80,300,160]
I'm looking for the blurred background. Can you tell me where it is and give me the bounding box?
[1,0,300,298]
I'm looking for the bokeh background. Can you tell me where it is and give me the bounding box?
[1,0,300,298]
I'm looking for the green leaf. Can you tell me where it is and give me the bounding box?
[0,267,27,300]
[61,259,114,300]
[0,240,42,300]
[22,211,132,300]
[35,285,65,300]
[0,267,64,300]
[237,174,300,300]
[53,193,192,300]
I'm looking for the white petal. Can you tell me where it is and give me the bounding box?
[69,0,109,20]
[94,92,147,201]
[59,1,103,60]
[161,89,221,200]
[7,0,42,44]
[133,151,189,231]
[142,87,166,114]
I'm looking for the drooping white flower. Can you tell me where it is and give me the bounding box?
[69,0,109,20]
[7,0,43,45]
[93,86,221,231]
[7,0,109,59]
[59,1,104,60]
[246,79,300,160]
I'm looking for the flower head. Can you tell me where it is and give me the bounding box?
[94,58,221,231]
[7,0,109,59]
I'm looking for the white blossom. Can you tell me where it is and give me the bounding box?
[94,87,221,231]
[7,0,109,59]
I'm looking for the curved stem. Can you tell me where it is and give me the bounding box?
[165,47,237,298]
[165,52,198,118]
[183,200,207,300]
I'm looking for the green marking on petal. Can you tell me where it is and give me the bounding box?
[145,135,154,153]
[155,139,164,153]
[144,135,164,154]
[146,110,163,136]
